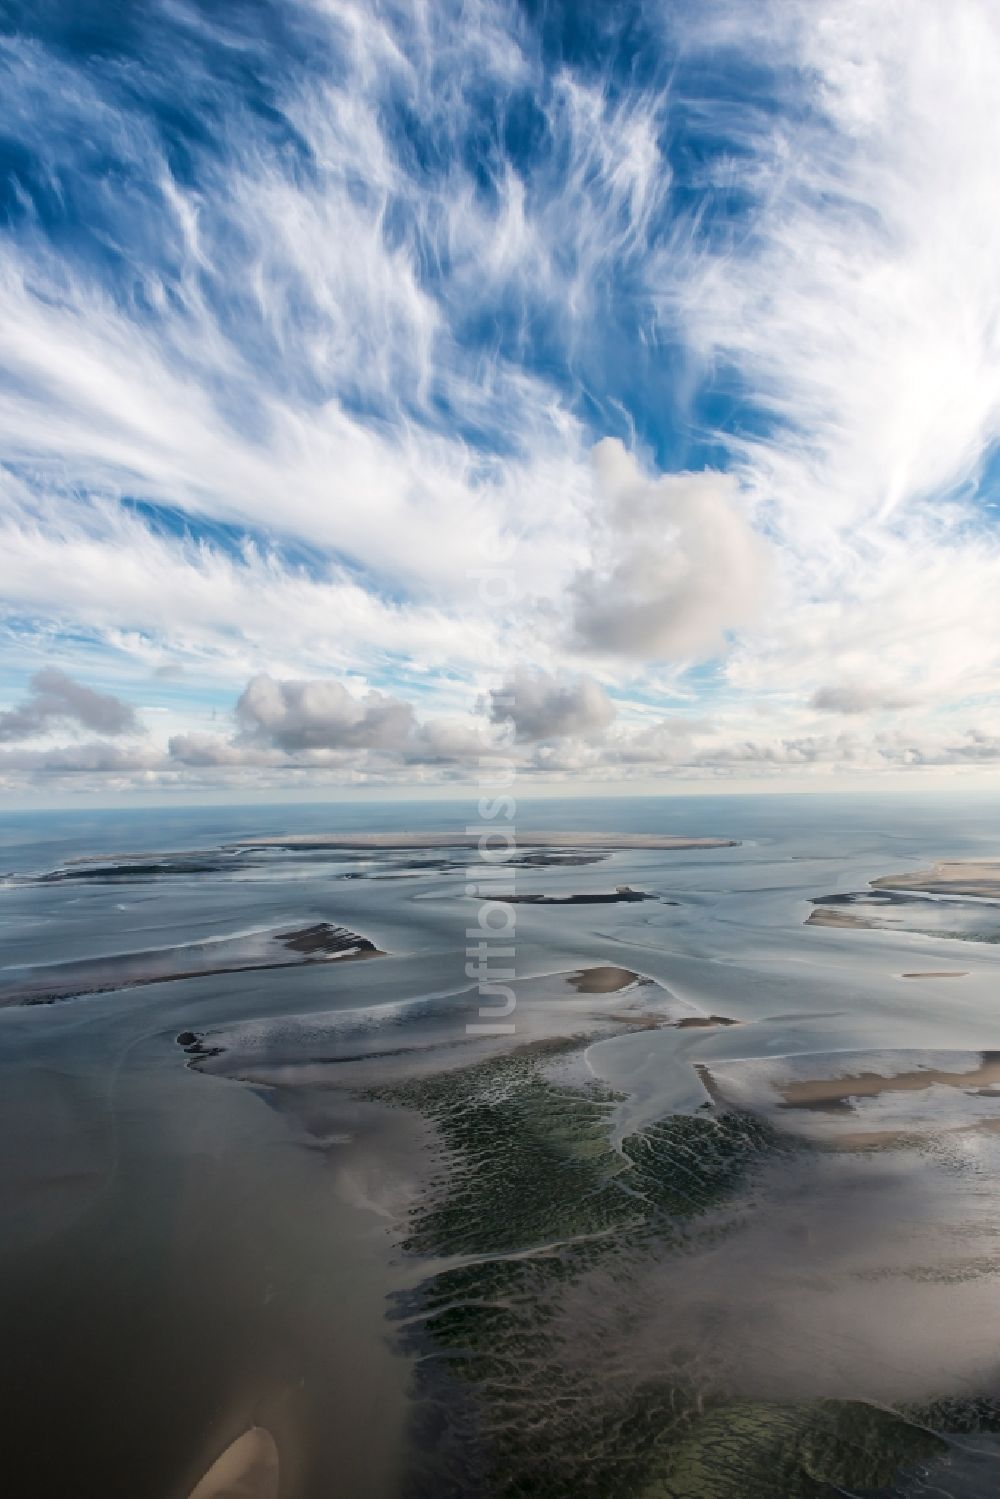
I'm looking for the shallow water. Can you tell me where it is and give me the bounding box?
[3,792,1000,1497]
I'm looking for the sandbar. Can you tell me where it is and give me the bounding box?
[806,907,877,930]
[1,923,383,1008]
[674,1015,740,1028]
[568,966,640,993]
[227,831,738,851]
[872,860,1000,899]
[490,885,653,906]
[778,1052,1000,1113]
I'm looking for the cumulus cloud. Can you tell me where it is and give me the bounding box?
[0,669,139,742]
[489,669,616,741]
[166,733,281,768]
[408,717,496,764]
[570,441,769,662]
[234,673,415,753]
[940,731,1000,763]
[167,674,498,771]
[0,741,159,772]
[811,684,917,715]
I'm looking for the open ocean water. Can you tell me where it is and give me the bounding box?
[3,791,1000,1498]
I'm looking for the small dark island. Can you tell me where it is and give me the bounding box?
[488,885,656,906]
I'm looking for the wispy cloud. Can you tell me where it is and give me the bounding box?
[661,0,1000,701]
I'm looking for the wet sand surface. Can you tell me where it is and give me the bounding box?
[0,922,382,1007]
[568,965,639,993]
[492,885,653,905]
[807,879,1000,943]
[902,970,969,978]
[777,1052,1000,1111]
[807,905,877,929]
[186,1428,280,1499]
[4,798,1000,1498]
[225,831,739,851]
[873,860,1000,898]
[674,1013,740,1027]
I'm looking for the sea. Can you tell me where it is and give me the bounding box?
[2,791,1000,1499]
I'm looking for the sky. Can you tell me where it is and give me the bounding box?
[2,0,1000,805]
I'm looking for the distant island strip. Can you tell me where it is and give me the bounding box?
[225,831,739,851]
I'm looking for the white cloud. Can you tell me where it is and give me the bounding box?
[668,1,1000,527]
[489,668,615,741]
[570,440,769,661]
[235,673,415,753]
[166,733,281,768]
[171,672,498,770]
[0,668,139,742]
[0,472,502,685]
[0,741,160,773]
[659,0,1000,708]
[2,2,1000,795]
[810,683,917,715]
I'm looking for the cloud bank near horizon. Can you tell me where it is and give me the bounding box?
[1,0,1000,798]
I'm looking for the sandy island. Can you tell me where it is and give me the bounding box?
[1,922,383,1008]
[491,884,655,906]
[568,966,640,993]
[807,857,1000,935]
[776,1053,1000,1113]
[675,1015,740,1028]
[872,860,1000,899]
[806,907,877,930]
[227,831,738,852]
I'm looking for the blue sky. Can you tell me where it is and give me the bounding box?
[2,0,1000,802]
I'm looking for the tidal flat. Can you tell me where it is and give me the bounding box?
[0,922,382,1007]
[4,795,1000,1498]
[807,860,1000,944]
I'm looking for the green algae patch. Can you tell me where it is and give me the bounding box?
[371,1041,635,1257]
[638,1399,945,1498]
[905,1394,1000,1435]
[369,1043,833,1496]
[371,1041,953,1498]
[370,1040,784,1260]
